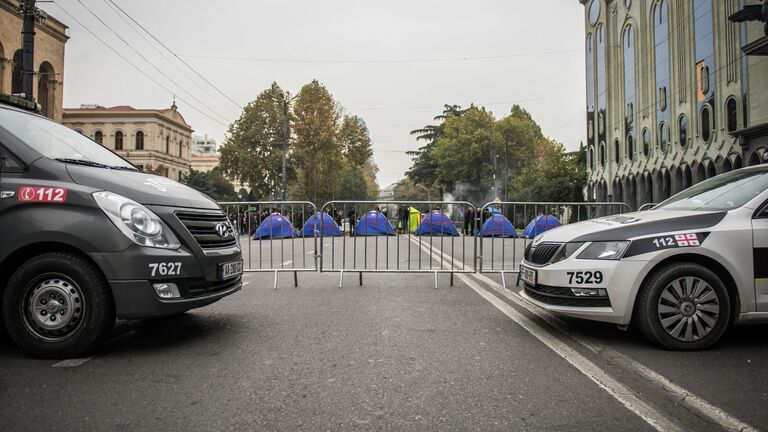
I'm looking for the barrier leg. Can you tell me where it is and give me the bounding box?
[450,273,454,287]
[294,271,298,288]
[434,271,438,289]
[339,270,344,289]
[359,272,363,287]
[500,271,506,290]
[273,270,279,290]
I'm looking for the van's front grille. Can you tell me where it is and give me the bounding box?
[526,243,562,266]
[176,211,237,250]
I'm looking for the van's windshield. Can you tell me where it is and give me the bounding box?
[0,107,137,170]
[656,168,768,211]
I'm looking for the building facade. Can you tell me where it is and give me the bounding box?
[580,0,768,209]
[191,134,218,156]
[0,0,68,120]
[62,103,194,181]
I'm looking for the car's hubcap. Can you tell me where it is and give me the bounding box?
[658,276,720,342]
[23,275,85,341]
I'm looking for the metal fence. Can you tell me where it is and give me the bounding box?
[217,199,634,289]
[638,203,658,211]
[218,201,318,289]
[318,201,477,288]
[476,201,633,288]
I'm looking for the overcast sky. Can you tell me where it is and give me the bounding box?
[44,0,587,188]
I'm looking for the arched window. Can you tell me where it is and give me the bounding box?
[589,146,595,169]
[0,42,4,91]
[701,106,712,143]
[596,24,607,146]
[586,33,595,147]
[642,128,650,157]
[694,0,715,125]
[726,98,738,133]
[623,25,636,140]
[11,50,22,95]
[114,131,123,150]
[614,139,621,165]
[599,141,606,168]
[589,0,600,25]
[135,131,144,150]
[679,115,688,147]
[37,62,55,118]
[165,136,170,153]
[659,121,669,154]
[94,130,103,145]
[627,135,635,162]
[653,1,671,135]
[179,141,183,158]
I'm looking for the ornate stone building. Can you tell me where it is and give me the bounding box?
[0,0,68,120]
[62,103,194,181]
[579,0,768,209]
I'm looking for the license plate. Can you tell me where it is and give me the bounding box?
[520,265,537,286]
[218,260,243,279]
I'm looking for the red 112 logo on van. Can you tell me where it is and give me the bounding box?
[18,186,68,203]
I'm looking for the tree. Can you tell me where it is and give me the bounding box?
[509,139,587,203]
[219,82,290,200]
[338,115,373,166]
[184,169,215,198]
[183,167,238,202]
[292,80,342,204]
[393,178,440,201]
[406,104,467,190]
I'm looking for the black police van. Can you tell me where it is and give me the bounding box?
[0,94,242,358]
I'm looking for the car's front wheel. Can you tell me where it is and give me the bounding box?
[636,262,731,350]
[2,252,115,358]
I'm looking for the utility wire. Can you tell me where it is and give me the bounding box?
[106,0,243,110]
[100,0,241,118]
[68,0,232,125]
[53,3,229,128]
[178,49,583,64]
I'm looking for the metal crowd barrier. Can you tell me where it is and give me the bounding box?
[476,201,632,288]
[218,201,318,289]
[638,203,658,211]
[318,201,477,288]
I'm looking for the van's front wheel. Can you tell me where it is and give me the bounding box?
[2,252,115,358]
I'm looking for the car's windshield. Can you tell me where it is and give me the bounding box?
[0,108,136,170]
[656,169,768,211]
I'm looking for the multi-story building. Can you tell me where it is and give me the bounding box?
[62,102,194,181]
[579,0,768,209]
[0,0,68,120]
[191,134,218,156]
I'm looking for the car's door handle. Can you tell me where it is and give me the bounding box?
[0,191,15,199]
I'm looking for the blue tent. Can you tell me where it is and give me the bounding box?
[481,214,516,237]
[355,211,395,236]
[524,214,561,238]
[415,211,459,236]
[300,213,341,237]
[253,213,298,239]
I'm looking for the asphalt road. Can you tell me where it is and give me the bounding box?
[1,237,767,431]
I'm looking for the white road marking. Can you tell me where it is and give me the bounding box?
[242,281,251,286]
[458,273,683,432]
[411,237,758,432]
[53,357,92,367]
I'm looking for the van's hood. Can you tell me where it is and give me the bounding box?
[535,210,727,243]
[66,165,220,210]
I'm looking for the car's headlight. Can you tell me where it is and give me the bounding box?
[93,191,180,249]
[551,242,585,263]
[577,241,629,260]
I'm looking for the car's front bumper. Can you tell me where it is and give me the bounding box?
[517,258,649,325]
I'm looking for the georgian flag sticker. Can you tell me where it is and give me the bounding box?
[675,233,700,247]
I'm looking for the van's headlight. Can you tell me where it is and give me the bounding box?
[577,241,629,260]
[93,191,180,249]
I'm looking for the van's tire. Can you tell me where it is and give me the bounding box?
[635,263,730,351]
[2,252,115,358]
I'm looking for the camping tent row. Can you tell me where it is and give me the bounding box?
[252,211,562,239]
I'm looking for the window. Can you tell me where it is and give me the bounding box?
[653,1,671,129]
[599,141,606,167]
[589,0,600,25]
[627,135,635,162]
[114,131,123,150]
[679,115,688,147]
[623,25,636,139]
[701,106,712,143]
[589,146,595,169]
[726,98,738,133]
[179,141,183,158]
[693,0,715,113]
[0,145,24,172]
[596,24,607,145]
[659,121,668,154]
[165,136,170,153]
[135,131,144,150]
[586,34,595,145]
[625,0,632,9]
[614,139,621,165]
[642,128,650,157]
[94,130,103,145]
[135,164,144,171]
